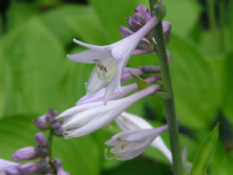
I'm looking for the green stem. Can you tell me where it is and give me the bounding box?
[149,1,183,175]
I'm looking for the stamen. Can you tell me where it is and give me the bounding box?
[105,149,120,160]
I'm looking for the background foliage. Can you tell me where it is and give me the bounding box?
[0,0,232,174]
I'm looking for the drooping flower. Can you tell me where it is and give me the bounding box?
[67,16,158,104]
[77,76,160,105]
[116,112,172,163]
[57,85,159,138]
[105,125,168,160]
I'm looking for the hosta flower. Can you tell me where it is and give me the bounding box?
[13,147,38,162]
[77,76,160,105]
[105,125,168,160]
[57,85,159,138]
[116,112,172,163]
[67,16,158,104]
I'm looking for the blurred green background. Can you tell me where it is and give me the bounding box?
[0,0,232,174]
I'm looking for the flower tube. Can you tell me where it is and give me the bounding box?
[57,85,159,138]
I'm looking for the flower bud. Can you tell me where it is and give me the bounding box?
[34,115,50,130]
[5,166,21,175]
[53,158,70,175]
[19,161,51,175]
[34,133,48,147]
[13,147,38,162]
[49,109,57,117]
[153,0,166,21]
[162,21,171,44]
[127,4,151,32]
[52,122,64,137]
[35,146,49,158]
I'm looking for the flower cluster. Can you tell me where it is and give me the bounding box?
[0,109,69,175]
[58,4,173,162]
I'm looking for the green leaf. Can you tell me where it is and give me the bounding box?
[168,34,218,128]
[0,115,101,175]
[131,73,151,91]
[89,0,142,41]
[190,125,219,175]
[40,5,101,45]
[0,17,66,117]
[6,1,38,31]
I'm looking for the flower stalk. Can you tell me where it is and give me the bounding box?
[149,1,184,175]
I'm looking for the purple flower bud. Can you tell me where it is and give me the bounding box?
[53,158,70,175]
[162,21,171,45]
[34,115,50,130]
[127,4,151,32]
[52,122,64,136]
[19,161,50,175]
[13,147,38,162]
[35,146,49,158]
[34,133,48,147]
[5,166,21,175]
[49,109,57,117]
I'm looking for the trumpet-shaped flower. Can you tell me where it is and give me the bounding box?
[105,125,168,160]
[57,85,159,138]
[116,112,172,163]
[67,16,158,104]
[77,76,160,105]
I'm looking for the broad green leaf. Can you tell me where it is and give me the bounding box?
[6,1,38,31]
[89,0,142,41]
[168,34,218,128]
[40,5,98,45]
[0,17,66,117]
[210,142,233,175]
[0,115,101,175]
[190,125,219,175]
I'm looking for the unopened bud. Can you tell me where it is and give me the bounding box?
[19,161,50,175]
[35,146,49,158]
[52,122,64,137]
[5,166,21,175]
[53,158,70,175]
[49,109,57,117]
[34,133,48,147]
[13,147,38,162]
[153,0,166,21]
[162,21,171,44]
[34,115,50,130]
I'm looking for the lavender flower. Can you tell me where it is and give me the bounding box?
[67,16,158,104]
[116,112,172,163]
[105,125,168,160]
[57,85,159,138]
[18,161,50,175]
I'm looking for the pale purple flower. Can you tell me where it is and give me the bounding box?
[34,133,48,147]
[13,147,38,162]
[57,85,159,138]
[33,114,50,130]
[77,76,160,105]
[4,166,21,175]
[105,125,168,160]
[67,16,158,104]
[0,159,19,175]
[116,112,172,163]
